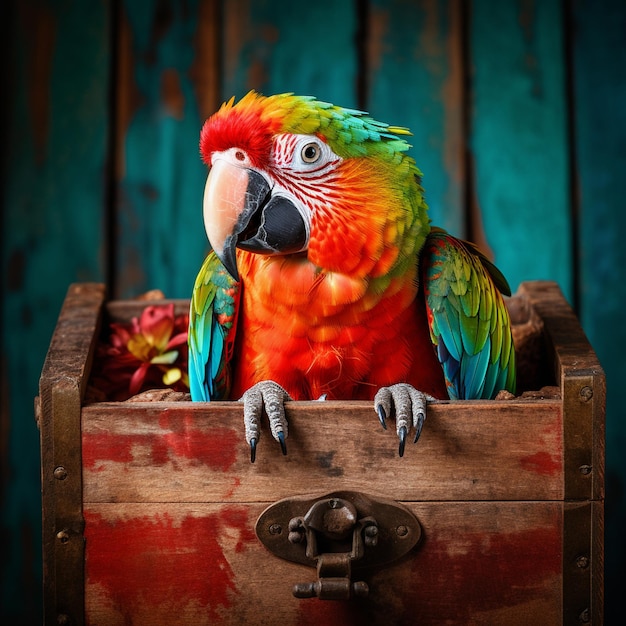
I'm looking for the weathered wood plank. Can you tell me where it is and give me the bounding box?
[82,399,565,503]
[84,501,563,626]
[39,283,106,626]
[570,2,626,620]
[1,1,110,621]
[468,0,572,299]
[366,0,465,234]
[518,281,605,501]
[221,0,360,106]
[114,0,220,299]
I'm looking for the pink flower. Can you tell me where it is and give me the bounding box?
[92,303,189,400]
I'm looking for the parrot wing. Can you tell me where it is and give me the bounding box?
[188,251,240,401]
[421,228,516,400]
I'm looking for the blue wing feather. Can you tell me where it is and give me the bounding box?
[188,252,240,401]
[422,228,516,400]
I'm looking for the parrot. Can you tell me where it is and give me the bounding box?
[188,91,516,462]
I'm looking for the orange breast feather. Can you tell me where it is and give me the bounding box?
[230,252,447,401]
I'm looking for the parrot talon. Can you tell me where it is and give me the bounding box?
[278,431,287,455]
[374,384,434,455]
[376,404,388,430]
[413,414,425,444]
[241,380,291,461]
[398,425,407,457]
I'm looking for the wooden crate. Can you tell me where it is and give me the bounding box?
[37,281,605,625]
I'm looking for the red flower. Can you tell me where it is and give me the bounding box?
[92,304,189,400]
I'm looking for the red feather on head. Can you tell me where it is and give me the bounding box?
[199,100,279,170]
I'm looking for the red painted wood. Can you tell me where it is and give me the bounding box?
[81,400,566,504]
[84,505,257,625]
[83,502,563,625]
[83,417,239,474]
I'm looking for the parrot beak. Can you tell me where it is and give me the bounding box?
[203,159,308,280]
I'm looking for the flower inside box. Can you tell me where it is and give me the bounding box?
[88,296,190,401]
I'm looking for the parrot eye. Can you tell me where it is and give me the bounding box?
[301,142,322,164]
[274,134,340,172]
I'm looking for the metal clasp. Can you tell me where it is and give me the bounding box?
[256,491,421,600]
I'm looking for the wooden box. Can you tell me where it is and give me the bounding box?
[37,281,604,625]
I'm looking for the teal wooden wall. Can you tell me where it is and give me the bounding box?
[1,0,624,622]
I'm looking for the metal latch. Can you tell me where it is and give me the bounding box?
[256,490,421,600]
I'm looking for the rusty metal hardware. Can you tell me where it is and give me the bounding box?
[256,490,421,600]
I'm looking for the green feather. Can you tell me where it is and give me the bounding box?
[422,229,516,399]
[188,252,240,401]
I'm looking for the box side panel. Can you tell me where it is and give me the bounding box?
[519,281,606,502]
[591,500,604,624]
[82,400,565,503]
[83,501,563,626]
[39,283,106,625]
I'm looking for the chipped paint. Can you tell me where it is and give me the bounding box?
[84,506,256,625]
[83,417,238,473]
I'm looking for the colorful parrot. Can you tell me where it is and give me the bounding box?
[189,91,516,461]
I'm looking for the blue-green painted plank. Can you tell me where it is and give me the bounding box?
[571,0,626,619]
[1,1,110,621]
[116,0,218,299]
[367,0,465,235]
[470,0,571,299]
[222,0,359,108]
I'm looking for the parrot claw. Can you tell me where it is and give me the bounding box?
[240,380,292,462]
[413,413,425,444]
[277,431,287,455]
[374,384,435,456]
[398,425,407,457]
[376,404,388,430]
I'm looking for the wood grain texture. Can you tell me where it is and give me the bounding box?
[39,283,106,626]
[366,0,465,234]
[518,281,605,503]
[82,399,565,503]
[570,2,626,617]
[221,0,359,106]
[83,501,563,626]
[468,0,572,299]
[114,0,220,299]
[1,2,110,621]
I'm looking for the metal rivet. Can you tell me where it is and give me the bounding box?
[576,555,590,569]
[580,386,593,402]
[352,581,369,597]
[56,530,70,544]
[579,465,592,475]
[53,466,68,481]
[396,525,409,537]
[365,525,379,547]
[269,524,282,535]
[578,608,590,623]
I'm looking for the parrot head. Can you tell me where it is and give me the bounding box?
[199,91,430,282]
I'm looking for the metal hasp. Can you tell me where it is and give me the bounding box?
[256,490,421,600]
